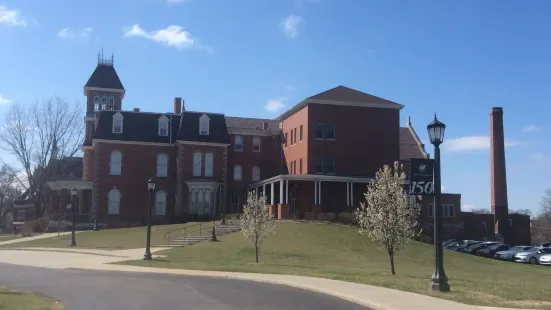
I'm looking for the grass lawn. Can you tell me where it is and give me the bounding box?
[0,222,213,250]
[0,235,22,242]
[0,286,63,310]
[121,221,551,309]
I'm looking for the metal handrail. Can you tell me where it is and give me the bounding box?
[164,217,224,246]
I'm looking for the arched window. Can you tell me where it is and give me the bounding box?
[252,166,260,181]
[158,115,169,136]
[101,96,107,110]
[94,96,100,111]
[205,153,213,177]
[107,188,121,215]
[252,137,261,152]
[156,154,168,177]
[234,165,242,181]
[155,190,167,216]
[110,151,122,175]
[108,97,115,110]
[193,152,202,176]
[234,136,243,151]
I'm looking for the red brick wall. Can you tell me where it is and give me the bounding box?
[280,106,308,175]
[307,104,400,176]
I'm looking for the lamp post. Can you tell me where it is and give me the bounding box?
[70,187,77,247]
[144,178,155,260]
[427,114,450,292]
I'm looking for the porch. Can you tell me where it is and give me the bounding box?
[248,174,374,220]
[46,180,93,219]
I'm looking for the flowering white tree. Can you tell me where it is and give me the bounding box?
[240,192,277,263]
[356,161,420,275]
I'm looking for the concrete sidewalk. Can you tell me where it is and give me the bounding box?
[0,247,538,310]
[0,232,77,246]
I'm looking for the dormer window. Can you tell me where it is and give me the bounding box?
[101,96,108,110]
[94,96,100,111]
[199,114,210,135]
[158,115,169,136]
[108,97,115,110]
[112,112,124,134]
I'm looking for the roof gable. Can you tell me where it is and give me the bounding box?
[308,86,398,105]
[85,64,124,90]
[399,124,429,161]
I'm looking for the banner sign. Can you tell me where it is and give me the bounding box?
[409,158,435,196]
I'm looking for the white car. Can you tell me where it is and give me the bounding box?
[539,254,551,265]
[513,247,551,264]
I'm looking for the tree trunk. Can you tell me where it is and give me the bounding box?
[255,245,259,263]
[389,252,396,275]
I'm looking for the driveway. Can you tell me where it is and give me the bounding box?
[0,263,370,310]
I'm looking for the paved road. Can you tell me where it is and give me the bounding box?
[0,263,370,310]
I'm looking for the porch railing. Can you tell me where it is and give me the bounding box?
[164,221,215,246]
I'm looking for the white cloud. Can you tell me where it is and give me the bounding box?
[442,135,524,152]
[124,24,205,50]
[58,27,93,39]
[280,14,302,38]
[441,185,446,192]
[0,5,27,27]
[462,203,477,212]
[264,98,286,113]
[0,94,12,104]
[522,125,542,133]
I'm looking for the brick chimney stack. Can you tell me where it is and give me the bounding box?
[490,107,509,242]
[174,97,182,115]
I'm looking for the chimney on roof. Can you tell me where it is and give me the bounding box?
[490,107,509,243]
[174,97,182,115]
[133,108,140,112]
[262,122,269,130]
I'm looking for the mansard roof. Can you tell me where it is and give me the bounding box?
[308,85,399,105]
[92,111,180,143]
[177,111,230,144]
[85,64,125,90]
[225,116,279,131]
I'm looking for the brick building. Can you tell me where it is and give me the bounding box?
[38,57,529,244]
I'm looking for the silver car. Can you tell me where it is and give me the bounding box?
[513,247,551,264]
[538,254,551,265]
[494,245,532,261]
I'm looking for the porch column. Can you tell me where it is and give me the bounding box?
[285,180,289,204]
[263,184,266,196]
[350,182,354,206]
[314,181,318,204]
[346,182,350,206]
[78,189,85,214]
[279,179,284,204]
[318,181,322,205]
[255,187,258,199]
[270,182,275,205]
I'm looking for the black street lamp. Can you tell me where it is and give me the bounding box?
[144,178,155,260]
[70,187,77,247]
[427,114,450,292]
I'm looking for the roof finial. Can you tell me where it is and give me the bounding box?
[111,52,114,65]
[407,116,411,127]
[97,50,101,64]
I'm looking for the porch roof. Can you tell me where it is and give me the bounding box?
[46,180,93,191]
[248,174,376,188]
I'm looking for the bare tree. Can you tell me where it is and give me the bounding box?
[356,161,420,275]
[240,192,277,263]
[532,189,551,243]
[0,97,83,219]
[510,209,532,217]
[471,208,491,214]
[0,164,20,219]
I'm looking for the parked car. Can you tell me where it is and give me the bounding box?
[538,254,551,265]
[535,242,551,248]
[464,242,498,255]
[456,241,483,253]
[513,247,551,264]
[445,240,471,250]
[494,245,533,261]
[443,239,458,247]
[477,244,510,257]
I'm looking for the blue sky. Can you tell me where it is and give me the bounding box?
[0,0,550,215]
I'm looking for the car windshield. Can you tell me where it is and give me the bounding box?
[525,247,538,253]
[508,246,526,252]
[488,244,506,250]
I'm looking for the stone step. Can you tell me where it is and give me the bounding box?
[162,225,241,247]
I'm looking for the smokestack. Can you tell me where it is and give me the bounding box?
[174,97,182,115]
[490,107,509,242]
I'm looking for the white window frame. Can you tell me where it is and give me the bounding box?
[109,151,122,176]
[252,137,261,152]
[108,97,115,110]
[112,112,124,134]
[299,125,303,142]
[155,190,167,216]
[443,204,455,218]
[234,136,243,151]
[315,123,324,139]
[101,96,108,110]
[252,166,260,181]
[205,153,213,177]
[199,114,210,136]
[158,115,169,136]
[234,165,242,181]
[94,96,100,111]
[326,124,336,139]
[326,158,336,174]
[193,152,202,176]
[107,188,121,215]
[315,156,324,174]
[156,154,168,177]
